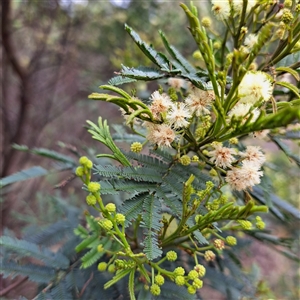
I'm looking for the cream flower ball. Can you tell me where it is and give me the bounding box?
[238,71,273,104]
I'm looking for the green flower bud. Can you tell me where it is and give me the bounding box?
[174,267,185,276]
[155,274,165,286]
[284,0,292,7]
[75,166,84,177]
[187,285,197,294]
[193,278,203,289]
[101,219,113,231]
[281,9,293,24]
[238,220,252,230]
[131,142,143,153]
[195,214,202,223]
[194,264,206,277]
[226,236,237,246]
[219,195,228,205]
[86,160,93,169]
[166,251,177,262]
[97,244,104,252]
[115,213,126,224]
[229,137,238,144]
[175,275,185,286]
[108,264,116,273]
[209,168,218,177]
[193,50,202,60]
[79,156,89,166]
[180,155,191,166]
[214,239,225,250]
[213,41,221,50]
[87,182,101,193]
[256,220,265,230]
[204,250,216,262]
[97,262,107,272]
[191,155,199,162]
[201,17,211,27]
[296,4,300,12]
[150,284,161,296]
[105,203,116,213]
[86,194,97,206]
[188,270,199,280]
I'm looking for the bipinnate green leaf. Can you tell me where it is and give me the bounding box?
[0,236,69,269]
[276,67,300,81]
[120,65,166,80]
[0,166,48,188]
[108,75,137,86]
[125,24,169,68]
[0,260,56,283]
[87,117,131,166]
[159,30,196,74]
[141,195,163,260]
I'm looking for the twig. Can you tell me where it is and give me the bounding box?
[0,276,28,297]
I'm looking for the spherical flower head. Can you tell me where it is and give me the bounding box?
[244,33,258,49]
[174,267,185,276]
[194,264,206,277]
[193,50,202,60]
[86,160,93,169]
[87,182,101,193]
[214,239,225,250]
[281,9,293,24]
[180,155,191,166]
[225,161,263,191]
[101,219,113,231]
[150,284,161,296]
[97,262,107,272]
[207,144,236,169]
[130,142,143,153]
[149,91,173,119]
[115,213,126,225]
[296,4,300,12]
[75,166,84,177]
[166,250,177,261]
[256,220,266,229]
[239,146,265,168]
[226,236,237,246]
[105,203,116,213]
[201,17,211,27]
[146,123,175,148]
[166,102,191,129]
[175,275,185,286]
[213,41,222,50]
[188,270,199,280]
[204,250,216,261]
[193,278,203,289]
[108,264,116,273]
[187,285,197,295]
[238,71,273,104]
[212,0,231,20]
[79,156,89,166]
[238,220,252,230]
[86,194,97,206]
[185,86,215,116]
[155,275,165,286]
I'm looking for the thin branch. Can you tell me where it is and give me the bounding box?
[0,276,28,297]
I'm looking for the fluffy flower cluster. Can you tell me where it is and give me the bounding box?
[144,86,216,147]
[238,71,273,104]
[207,143,265,191]
[225,146,265,191]
[212,0,257,20]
